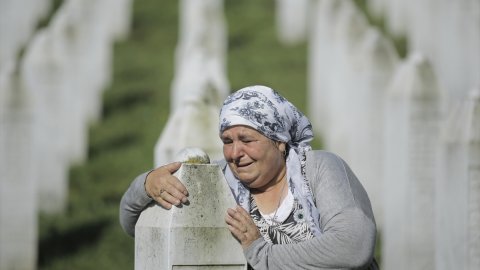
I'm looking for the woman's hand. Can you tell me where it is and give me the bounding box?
[225,205,261,249]
[145,162,189,209]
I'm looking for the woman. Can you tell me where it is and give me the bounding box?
[120,85,378,269]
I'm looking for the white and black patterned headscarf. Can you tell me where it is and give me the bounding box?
[219,85,322,237]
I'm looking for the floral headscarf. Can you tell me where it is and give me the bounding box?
[219,85,322,237]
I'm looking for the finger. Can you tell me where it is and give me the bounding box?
[227,224,247,242]
[157,188,182,206]
[154,196,173,210]
[225,208,249,234]
[162,162,182,174]
[225,209,242,228]
[166,175,189,198]
[231,206,251,225]
[162,178,188,204]
[235,205,251,219]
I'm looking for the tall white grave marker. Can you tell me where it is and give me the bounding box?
[383,53,443,270]
[0,63,38,270]
[308,0,344,137]
[155,0,228,166]
[22,29,71,213]
[348,28,399,230]
[136,154,246,269]
[436,88,480,269]
[170,0,229,111]
[323,1,367,162]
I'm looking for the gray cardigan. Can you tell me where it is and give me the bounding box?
[119,150,377,269]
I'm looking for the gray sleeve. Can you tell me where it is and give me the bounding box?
[244,151,377,269]
[119,171,154,237]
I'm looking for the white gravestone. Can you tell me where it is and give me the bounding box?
[383,53,443,270]
[135,163,247,270]
[348,28,399,230]
[0,63,38,270]
[154,99,224,168]
[155,0,227,167]
[436,88,480,270]
[308,0,345,138]
[21,29,70,213]
[170,0,229,112]
[275,0,310,46]
[323,0,368,162]
[409,0,479,111]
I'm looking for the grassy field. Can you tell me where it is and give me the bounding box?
[37,0,314,269]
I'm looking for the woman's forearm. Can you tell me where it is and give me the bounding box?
[119,171,153,237]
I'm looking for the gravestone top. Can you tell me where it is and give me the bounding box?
[175,147,211,164]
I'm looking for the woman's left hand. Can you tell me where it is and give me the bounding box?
[225,205,261,249]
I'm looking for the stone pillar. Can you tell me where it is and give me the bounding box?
[135,163,247,270]
[436,88,480,269]
[155,0,227,167]
[170,0,229,112]
[21,29,70,213]
[0,62,38,270]
[308,0,344,138]
[154,100,224,167]
[323,0,368,162]
[275,0,310,46]
[348,28,399,230]
[383,53,443,270]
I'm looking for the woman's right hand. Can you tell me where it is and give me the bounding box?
[145,162,189,209]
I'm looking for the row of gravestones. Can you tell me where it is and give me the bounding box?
[304,0,480,269]
[0,0,133,269]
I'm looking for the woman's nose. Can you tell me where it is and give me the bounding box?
[231,141,243,160]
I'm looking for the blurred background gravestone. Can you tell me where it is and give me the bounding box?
[154,0,227,167]
[436,88,480,269]
[383,53,442,270]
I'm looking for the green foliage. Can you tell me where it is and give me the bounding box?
[38,0,318,269]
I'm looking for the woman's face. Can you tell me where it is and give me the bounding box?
[220,125,286,190]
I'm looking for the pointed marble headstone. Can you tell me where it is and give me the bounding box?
[135,161,246,269]
[383,53,443,270]
[347,28,399,230]
[21,28,71,213]
[170,0,229,112]
[436,87,480,270]
[322,0,368,162]
[154,98,224,167]
[155,0,227,167]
